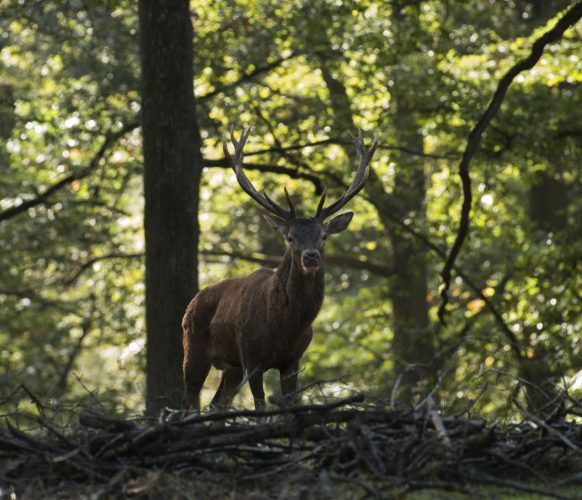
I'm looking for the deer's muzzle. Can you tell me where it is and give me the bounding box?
[301,250,321,272]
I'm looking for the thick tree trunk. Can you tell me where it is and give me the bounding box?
[138,0,203,414]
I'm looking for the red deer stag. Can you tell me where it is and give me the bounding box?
[182,129,378,410]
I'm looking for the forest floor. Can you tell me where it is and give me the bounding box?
[1,391,582,499]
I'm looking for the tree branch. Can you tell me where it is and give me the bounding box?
[366,197,524,361]
[0,122,139,224]
[63,248,392,287]
[247,138,457,160]
[203,159,324,193]
[64,252,144,286]
[197,53,296,102]
[252,103,323,184]
[438,1,582,325]
[204,249,393,277]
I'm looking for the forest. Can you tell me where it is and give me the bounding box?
[1,0,582,497]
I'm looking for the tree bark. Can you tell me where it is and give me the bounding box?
[139,0,203,413]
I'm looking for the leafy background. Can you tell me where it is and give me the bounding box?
[1,0,580,416]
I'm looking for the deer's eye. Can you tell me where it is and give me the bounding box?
[322,234,328,240]
[287,236,294,242]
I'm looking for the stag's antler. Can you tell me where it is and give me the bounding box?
[223,128,295,220]
[316,131,378,220]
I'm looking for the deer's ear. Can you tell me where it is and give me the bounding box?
[263,213,290,235]
[325,212,354,234]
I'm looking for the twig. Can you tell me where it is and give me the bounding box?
[512,398,582,455]
[203,158,324,193]
[175,394,365,426]
[2,392,582,497]
[427,396,452,448]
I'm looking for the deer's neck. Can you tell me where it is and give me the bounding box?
[274,249,324,324]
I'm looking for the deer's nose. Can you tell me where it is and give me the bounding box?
[301,249,321,268]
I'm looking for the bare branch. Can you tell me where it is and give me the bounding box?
[438,1,582,325]
[204,249,393,278]
[252,103,322,198]
[64,252,143,285]
[513,397,582,454]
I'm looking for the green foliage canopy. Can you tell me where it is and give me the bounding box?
[0,0,580,415]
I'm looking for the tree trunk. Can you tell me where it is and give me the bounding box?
[317,37,433,403]
[528,171,568,232]
[0,83,15,169]
[522,170,567,414]
[386,103,432,392]
[139,0,203,414]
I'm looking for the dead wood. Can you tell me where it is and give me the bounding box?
[1,394,582,498]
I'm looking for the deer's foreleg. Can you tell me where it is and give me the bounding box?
[280,362,300,405]
[248,366,266,410]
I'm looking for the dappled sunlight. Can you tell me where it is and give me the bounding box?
[1,0,581,495]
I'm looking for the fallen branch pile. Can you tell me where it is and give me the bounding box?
[2,394,582,498]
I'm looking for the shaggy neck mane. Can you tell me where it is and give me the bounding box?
[273,247,324,325]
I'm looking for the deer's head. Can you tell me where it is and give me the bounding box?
[223,129,378,275]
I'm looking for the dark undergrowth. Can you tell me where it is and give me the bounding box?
[1,387,582,499]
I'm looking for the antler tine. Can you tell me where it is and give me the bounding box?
[352,129,378,167]
[283,187,296,219]
[264,191,291,218]
[315,185,327,219]
[223,128,292,221]
[319,132,378,220]
[229,126,250,162]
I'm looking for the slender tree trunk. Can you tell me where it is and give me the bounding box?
[317,36,433,403]
[139,0,203,414]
